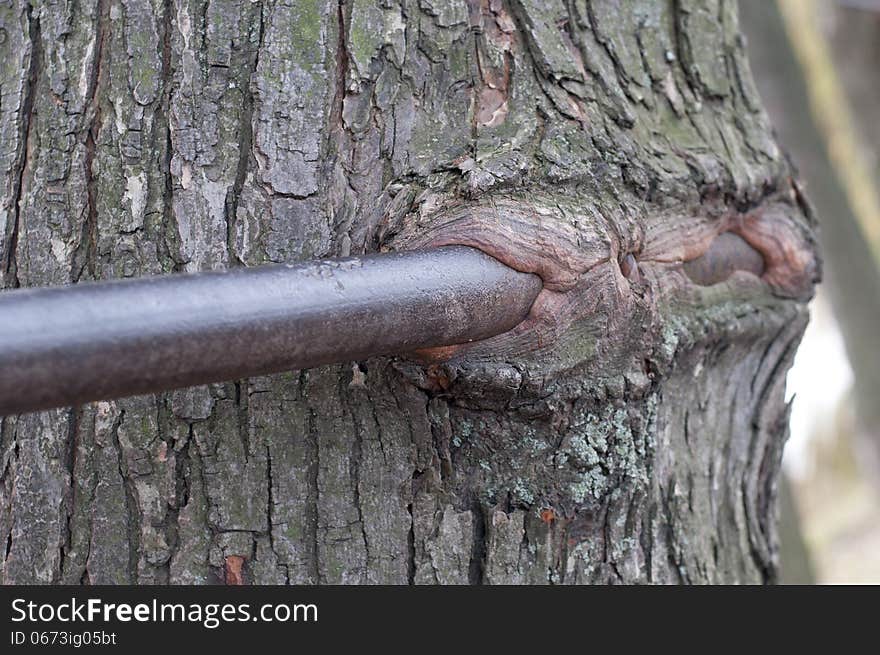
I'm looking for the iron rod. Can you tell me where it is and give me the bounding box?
[0,246,541,415]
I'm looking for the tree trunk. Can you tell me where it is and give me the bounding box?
[0,0,818,584]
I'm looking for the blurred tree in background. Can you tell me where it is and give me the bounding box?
[741,0,880,583]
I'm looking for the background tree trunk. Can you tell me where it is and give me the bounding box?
[0,0,817,584]
[741,0,880,478]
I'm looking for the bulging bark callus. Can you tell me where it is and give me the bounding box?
[392,186,818,400]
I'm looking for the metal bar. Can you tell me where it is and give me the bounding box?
[0,246,541,416]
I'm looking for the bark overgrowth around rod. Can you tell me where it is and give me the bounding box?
[0,0,818,584]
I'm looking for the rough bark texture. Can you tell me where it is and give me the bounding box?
[0,0,817,584]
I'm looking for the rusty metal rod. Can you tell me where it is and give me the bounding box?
[0,246,541,416]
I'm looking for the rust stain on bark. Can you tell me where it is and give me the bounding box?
[224,555,246,585]
[471,0,516,128]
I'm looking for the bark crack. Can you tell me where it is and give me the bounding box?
[60,408,81,581]
[341,372,371,580]
[306,404,321,584]
[1,418,17,578]
[4,4,42,289]
[159,0,179,272]
[106,408,140,583]
[224,1,263,267]
[72,0,110,283]
[406,502,416,585]
[468,499,486,584]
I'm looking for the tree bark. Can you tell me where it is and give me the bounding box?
[0,0,818,584]
[740,0,880,475]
